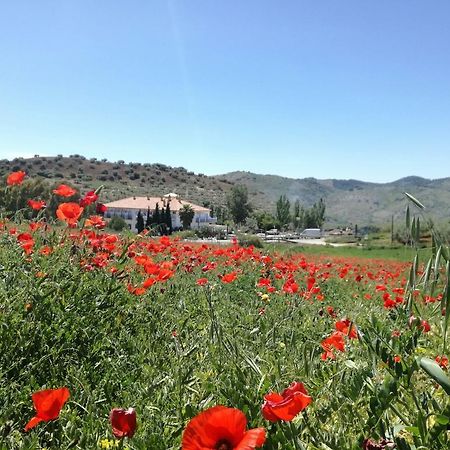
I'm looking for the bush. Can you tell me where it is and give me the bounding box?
[173,230,197,240]
[195,226,227,240]
[237,233,264,248]
[107,216,128,231]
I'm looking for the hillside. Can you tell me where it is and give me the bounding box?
[215,171,450,227]
[0,155,231,209]
[1,155,449,227]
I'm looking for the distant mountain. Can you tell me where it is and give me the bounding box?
[1,155,448,227]
[214,171,450,227]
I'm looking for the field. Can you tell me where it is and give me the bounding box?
[1,177,450,449]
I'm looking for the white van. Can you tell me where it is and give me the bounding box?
[299,228,322,239]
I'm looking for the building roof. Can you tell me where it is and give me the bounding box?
[104,196,210,213]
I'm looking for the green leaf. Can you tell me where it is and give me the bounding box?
[418,357,450,395]
[404,191,425,210]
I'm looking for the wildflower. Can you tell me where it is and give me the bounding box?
[53,184,77,197]
[110,407,137,439]
[56,202,83,226]
[335,319,358,339]
[7,170,26,185]
[196,277,208,286]
[96,203,107,214]
[27,199,46,210]
[79,190,98,207]
[220,272,237,283]
[362,438,395,449]
[85,215,106,229]
[262,381,312,422]
[435,355,448,369]
[182,406,265,450]
[321,331,345,360]
[25,387,70,431]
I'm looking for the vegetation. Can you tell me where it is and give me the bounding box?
[179,204,195,230]
[227,184,252,225]
[0,174,449,448]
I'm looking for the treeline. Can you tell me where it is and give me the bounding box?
[209,185,326,231]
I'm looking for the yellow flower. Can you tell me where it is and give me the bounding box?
[261,294,270,303]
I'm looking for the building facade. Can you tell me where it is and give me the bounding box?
[104,193,216,231]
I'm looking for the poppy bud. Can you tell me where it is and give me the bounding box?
[110,407,137,439]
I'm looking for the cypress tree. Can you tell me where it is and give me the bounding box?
[145,206,152,229]
[165,203,172,234]
[153,203,160,225]
[135,210,145,233]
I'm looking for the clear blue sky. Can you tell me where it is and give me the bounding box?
[1,1,449,182]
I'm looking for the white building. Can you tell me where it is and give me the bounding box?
[104,193,216,231]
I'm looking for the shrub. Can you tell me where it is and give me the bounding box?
[107,216,128,231]
[237,233,264,248]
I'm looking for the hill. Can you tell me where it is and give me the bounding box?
[0,154,231,209]
[214,171,450,227]
[1,155,449,227]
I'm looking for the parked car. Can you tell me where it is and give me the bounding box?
[299,228,322,239]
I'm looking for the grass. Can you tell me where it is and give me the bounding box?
[0,221,449,449]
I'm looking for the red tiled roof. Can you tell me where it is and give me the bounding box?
[104,196,210,213]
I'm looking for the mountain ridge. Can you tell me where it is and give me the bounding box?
[1,155,448,227]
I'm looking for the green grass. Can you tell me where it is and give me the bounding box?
[265,241,431,262]
[0,225,448,449]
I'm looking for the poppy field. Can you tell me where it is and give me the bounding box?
[1,173,450,449]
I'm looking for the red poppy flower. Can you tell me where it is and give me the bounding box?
[27,199,46,210]
[79,190,98,207]
[85,215,106,229]
[221,272,237,283]
[96,203,107,214]
[7,170,26,185]
[110,407,137,439]
[25,387,70,431]
[435,355,449,369]
[196,277,208,286]
[262,381,312,422]
[321,331,345,360]
[53,184,77,197]
[56,202,83,226]
[335,319,358,339]
[182,406,266,450]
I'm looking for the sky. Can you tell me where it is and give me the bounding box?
[0,0,449,183]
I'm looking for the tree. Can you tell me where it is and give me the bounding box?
[254,211,277,231]
[276,195,291,229]
[165,203,172,234]
[145,207,152,229]
[312,198,326,228]
[108,216,127,232]
[179,204,195,229]
[227,185,252,225]
[153,203,160,225]
[135,210,145,233]
[292,200,301,229]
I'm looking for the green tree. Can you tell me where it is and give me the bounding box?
[254,210,277,231]
[179,204,195,229]
[276,195,291,229]
[227,185,252,225]
[135,210,145,233]
[153,203,160,225]
[312,198,326,228]
[108,216,127,232]
[145,206,152,229]
[292,199,301,229]
[165,203,172,234]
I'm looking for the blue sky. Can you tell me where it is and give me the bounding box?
[1,1,449,182]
